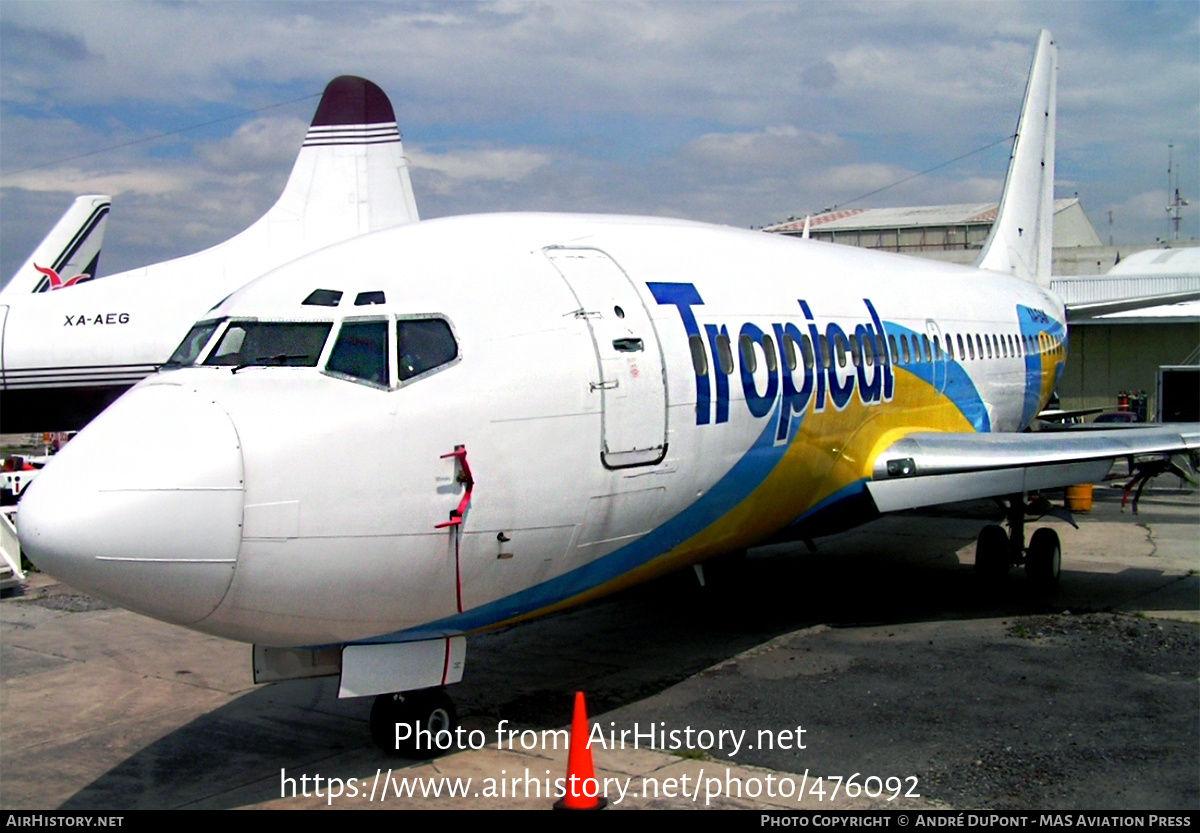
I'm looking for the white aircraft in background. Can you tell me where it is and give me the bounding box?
[19,31,1199,755]
[0,75,419,433]
[1,194,111,296]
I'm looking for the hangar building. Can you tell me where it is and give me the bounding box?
[763,202,1199,421]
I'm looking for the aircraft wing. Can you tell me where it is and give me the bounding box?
[865,425,1200,513]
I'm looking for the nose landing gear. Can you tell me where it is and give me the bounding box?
[370,687,458,757]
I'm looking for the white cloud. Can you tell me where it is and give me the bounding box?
[2,167,187,196]
[409,146,551,194]
[195,116,309,174]
[681,127,847,170]
[2,1,1196,274]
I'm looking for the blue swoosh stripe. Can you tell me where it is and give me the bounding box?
[362,402,790,642]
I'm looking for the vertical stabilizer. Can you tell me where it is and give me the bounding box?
[107,75,419,287]
[2,195,110,296]
[264,75,420,250]
[975,30,1057,287]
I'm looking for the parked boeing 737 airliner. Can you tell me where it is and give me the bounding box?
[17,32,1199,755]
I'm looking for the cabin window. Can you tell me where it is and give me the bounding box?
[204,321,332,368]
[302,289,343,307]
[933,335,942,361]
[956,334,966,361]
[762,334,778,373]
[397,318,458,381]
[848,334,861,367]
[921,334,932,363]
[801,334,815,369]
[818,335,831,369]
[888,334,899,364]
[164,319,224,368]
[689,335,708,377]
[782,334,798,372]
[739,334,758,374]
[901,334,911,364]
[876,334,888,364]
[716,334,734,375]
[862,333,875,366]
[355,291,386,306]
[326,320,389,387]
[834,333,847,368]
[967,334,976,360]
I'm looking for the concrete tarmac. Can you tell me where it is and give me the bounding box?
[1,483,1196,811]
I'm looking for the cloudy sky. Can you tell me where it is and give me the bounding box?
[2,1,1197,282]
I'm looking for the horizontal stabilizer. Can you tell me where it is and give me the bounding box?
[1067,290,1200,320]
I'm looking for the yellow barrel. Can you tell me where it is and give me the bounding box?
[1065,483,1093,512]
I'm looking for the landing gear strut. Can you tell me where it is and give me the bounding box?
[370,687,458,756]
[973,492,1067,590]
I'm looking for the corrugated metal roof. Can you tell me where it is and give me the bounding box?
[1107,247,1200,276]
[764,199,1078,233]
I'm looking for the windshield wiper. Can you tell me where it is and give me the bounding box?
[231,354,313,373]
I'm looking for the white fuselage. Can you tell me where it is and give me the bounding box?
[17,212,1068,648]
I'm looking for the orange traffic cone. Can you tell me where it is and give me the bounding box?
[553,691,608,810]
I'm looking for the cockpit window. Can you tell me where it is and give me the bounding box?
[163,319,224,368]
[203,321,332,368]
[397,318,458,381]
[303,289,343,307]
[326,320,389,387]
[355,291,386,306]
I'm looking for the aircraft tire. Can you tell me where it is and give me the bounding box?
[370,688,458,757]
[1025,527,1061,589]
[974,524,1009,579]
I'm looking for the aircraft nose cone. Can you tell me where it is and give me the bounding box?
[18,383,243,625]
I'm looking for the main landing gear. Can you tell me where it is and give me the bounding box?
[370,687,458,757]
[974,492,1071,590]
